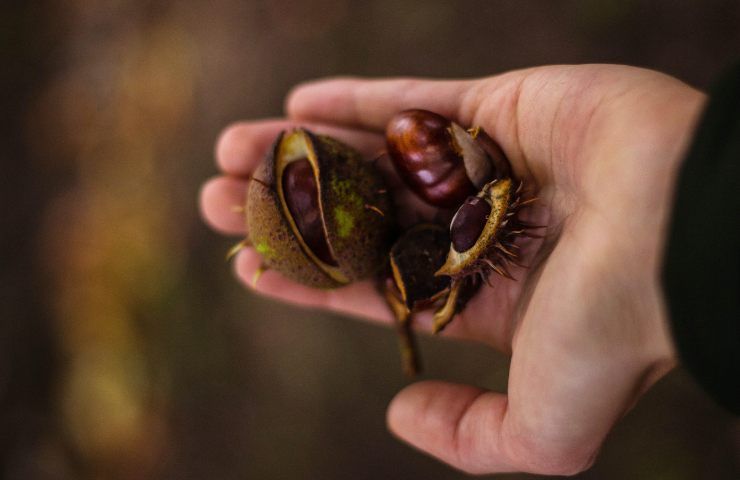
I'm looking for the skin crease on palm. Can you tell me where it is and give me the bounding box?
[199,65,706,475]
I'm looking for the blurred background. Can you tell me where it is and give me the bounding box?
[2,0,739,478]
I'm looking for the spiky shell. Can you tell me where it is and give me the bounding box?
[246,129,392,289]
[389,224,451,310]
[436,178,526,281]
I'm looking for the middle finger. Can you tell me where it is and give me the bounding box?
[215,118,386,177]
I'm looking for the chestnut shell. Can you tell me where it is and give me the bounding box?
[247,129,393,288]
[437,177,516,279]
[389,224,451,309]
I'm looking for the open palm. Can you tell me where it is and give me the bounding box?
[200,65,704,475]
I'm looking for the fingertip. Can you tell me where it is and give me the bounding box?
[387,381,468,439]
[215,121,281,176]
[284,79,323,119]
[198,176,223,229]
[386,381,509,474]
[199,176,248,235]
[215,122,246,174]
[283,81,312,119]
[233,247,287,295]
[232,247,262,287]
[215,117,385,176]
[232,249,334,309]
[386,381,426,437]
[284,76,359,120]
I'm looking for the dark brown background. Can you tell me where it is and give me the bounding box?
[2,1,739,478]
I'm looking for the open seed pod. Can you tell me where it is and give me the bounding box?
[385,109,509,208]
[383,224,481,375]
[389,224,452,311]
[246,128,393,289]
[437,177,533,282]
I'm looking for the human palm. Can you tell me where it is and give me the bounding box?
[200,65,704,475]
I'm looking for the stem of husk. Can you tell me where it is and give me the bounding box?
[384,287,420,377]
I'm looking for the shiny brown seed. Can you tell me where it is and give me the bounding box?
[386,109,478,208]
[282,158,337,266]
[450,196,491,252]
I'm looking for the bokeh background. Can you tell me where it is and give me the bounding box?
[3,1,739,478]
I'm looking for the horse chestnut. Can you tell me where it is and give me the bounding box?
[383,224,482,373]
[282,158,337,266]
[438,177,525,280]
[245,128,393,288]
[386,109,502,208]
[450,196,491,253]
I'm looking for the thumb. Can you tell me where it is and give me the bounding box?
[386,381,513,475]
[387,380,601,476]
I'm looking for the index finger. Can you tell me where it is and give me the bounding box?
[285,77,479,132]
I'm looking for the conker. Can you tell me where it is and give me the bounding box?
[437,178,525,281]
[383,224,482,374]
[450,196,491,253]
[282,158,337,266]
[245,128,393,288]
[385,109,498,208]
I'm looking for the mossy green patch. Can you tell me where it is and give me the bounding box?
[330,177,364,210]
[331,177,352,195]
[255,242,276,259]
[334,207,355,238]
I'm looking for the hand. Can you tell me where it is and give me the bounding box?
[199,65,705,475]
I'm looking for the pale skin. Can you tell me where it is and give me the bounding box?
[199,65,705,475]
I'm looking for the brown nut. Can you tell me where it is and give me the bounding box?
[386,109,501,208]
